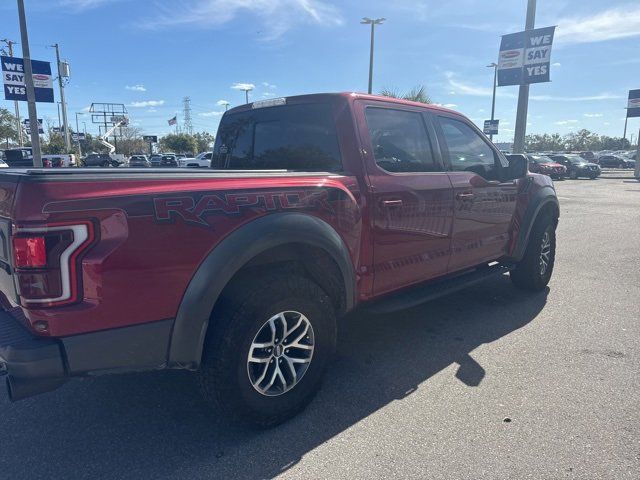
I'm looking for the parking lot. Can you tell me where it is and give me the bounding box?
[1,176,638,480]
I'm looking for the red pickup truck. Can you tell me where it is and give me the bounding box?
[0,93,559,426]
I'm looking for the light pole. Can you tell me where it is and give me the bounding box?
[487,62,498,141]
[220,101,230,111]
[241,87,253,104]
[17,0,42,166]
[361,17,385,94]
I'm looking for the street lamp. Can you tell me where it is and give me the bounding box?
[220,101,230,111]
[487,62,498,141]
[361,17,385,94]
[240,87,253,104]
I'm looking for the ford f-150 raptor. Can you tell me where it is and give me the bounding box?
[0,93,558,427]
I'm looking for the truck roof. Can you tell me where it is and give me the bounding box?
[226,92,460,116]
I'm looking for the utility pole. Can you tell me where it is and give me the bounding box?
[51,43,71,152]
[487,62,498,141]
[512,0,536,154]
[361,17,385,94]
[17,0,42,166]
[623,115,628,141]
[1,38,23,146]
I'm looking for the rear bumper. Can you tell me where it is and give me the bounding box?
[0,310,67,400]
[0,309,173,401]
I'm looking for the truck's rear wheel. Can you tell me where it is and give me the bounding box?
[197,274,336,428]
[510,215,556,291]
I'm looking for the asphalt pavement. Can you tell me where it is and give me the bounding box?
[1,177,638,479]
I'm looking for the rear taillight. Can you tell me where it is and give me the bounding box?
[11,223,94,307]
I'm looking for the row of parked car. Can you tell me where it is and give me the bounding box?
[525,150,637,180]
[81,152,213,168]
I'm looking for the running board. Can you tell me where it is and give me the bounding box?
[363,263,513,315]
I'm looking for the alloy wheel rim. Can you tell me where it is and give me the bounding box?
[247,311,315,397]
[539,231,551,275]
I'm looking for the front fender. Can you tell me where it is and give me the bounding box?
[507,184,559,262]
[167,212,356,369]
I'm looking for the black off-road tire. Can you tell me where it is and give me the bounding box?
[197,274,337,428]
[510,214,556,291]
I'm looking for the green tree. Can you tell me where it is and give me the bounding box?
[193,131,215,153]
[41,132,66,154]
[380,85,432,104]
[564,129,599,151]
[0,108,19,148]
[160,133,198,154]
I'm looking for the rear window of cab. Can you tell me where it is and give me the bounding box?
[213,103,342,172]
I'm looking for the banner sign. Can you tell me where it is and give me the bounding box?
[72,133,86,141]
[1,56,54,103]
[143,135,158,143]
[23,119,44,134]
[498,26,555,87]
[627,89,640,118]
[483,120,499,135]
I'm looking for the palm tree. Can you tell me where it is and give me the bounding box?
[379,85,431,104]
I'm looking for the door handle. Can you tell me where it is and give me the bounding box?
[456,192,475,200]
[380,199,403,207]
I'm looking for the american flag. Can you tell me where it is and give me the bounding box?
[168,115,177,126]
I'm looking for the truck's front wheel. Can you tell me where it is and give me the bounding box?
[197,274,336,428]
[510,215,556,291]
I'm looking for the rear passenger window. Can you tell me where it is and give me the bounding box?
[213,103,342,171]
[438,117,499,180]
[365,107,437,173]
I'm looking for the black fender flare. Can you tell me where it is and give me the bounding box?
[167,212,356,369]
[508,186,559,262]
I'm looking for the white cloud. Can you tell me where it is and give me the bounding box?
[551,62,561,67]
[126,84,146,92]
[81,105,91,112]
[199,111,225,117]
[128,100,165,107]
[444,72,516,98]
[143,0,343,39]
[147,108,157,113]
[58,0,114,10]
[434,103,457,108]
[531,93,621,102]
[555,6,640,45]
[216,100,230,106]
[555,120,579,126]
[231,83,256,91]
[262,82,277,89]
[583,113,603,118]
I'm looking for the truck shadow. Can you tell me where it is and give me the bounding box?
[0,275,548,480]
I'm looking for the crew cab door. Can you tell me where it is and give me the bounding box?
[356,101,454,296]
[433,114,517,273]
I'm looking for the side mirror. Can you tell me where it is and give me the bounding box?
[504,154,528,180]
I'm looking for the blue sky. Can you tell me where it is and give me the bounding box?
[1,0,639,143]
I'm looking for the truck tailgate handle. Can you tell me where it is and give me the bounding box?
[380,199,403,207]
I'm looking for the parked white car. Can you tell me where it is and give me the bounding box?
[178,152,211,168]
